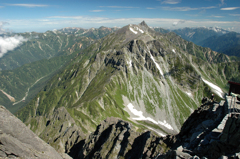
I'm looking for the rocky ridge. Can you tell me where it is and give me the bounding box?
[161,97,240,159]
[76,117,168,159]
[76,97,240,159]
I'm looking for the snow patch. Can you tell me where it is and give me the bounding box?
[135,26,144,33]
[186,92,192,97]
[149,51,164,78]
[129,27,138,34]
[147,127,166,137]
[202,78,224,98]
[129,26,144,34]
[172,49,176,53]
[127,103,173,130]
[127,60,132,67]
[138,28,144,33]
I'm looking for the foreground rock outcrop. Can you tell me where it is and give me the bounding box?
[70,98,240,159]
[0,105,66,159]
[161,97,240,159]
[74,117,169,159]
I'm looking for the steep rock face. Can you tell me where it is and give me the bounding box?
[26,106,86,155]
[0,105,65,159]
[76,117,168,159]
[161,98,240,159]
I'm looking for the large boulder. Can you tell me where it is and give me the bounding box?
[0,105,64,159]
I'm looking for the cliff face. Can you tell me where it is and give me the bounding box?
[0,105,67,159]
[162,97,240,159]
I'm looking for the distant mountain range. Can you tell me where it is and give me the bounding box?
[199,32,240,57]
[168,27,240,57]
[171,27,230,45]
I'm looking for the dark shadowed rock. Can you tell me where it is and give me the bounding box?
[76,117,169,159]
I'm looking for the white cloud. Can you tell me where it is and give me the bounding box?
[229,14,240,16]
[89,10,104,12]
[0,22,9,34]
[209,15,224,18]
[172,20,185,26]
[219,0,225,6]
[146,7,156,9]
[6,3,49,7]
[99,6,139,9]
[162,6,216,11]
[5,17,240,33]
[48,16,84,19]
[159,0,181,4]
[0,35,28,58]
[221,7,240,10]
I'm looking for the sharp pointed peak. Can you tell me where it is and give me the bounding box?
[139,21,148,27]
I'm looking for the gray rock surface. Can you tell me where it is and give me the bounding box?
[77,117,169,159]
[0,105,64,159]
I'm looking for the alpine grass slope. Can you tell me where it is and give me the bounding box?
[0,26,118,113]
[16,21,238,154]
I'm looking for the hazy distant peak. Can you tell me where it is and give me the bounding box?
[139,21,148,27]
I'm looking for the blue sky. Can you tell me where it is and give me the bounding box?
[0,0,239,33]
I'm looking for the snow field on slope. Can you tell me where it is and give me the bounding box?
[201,78,224,98]
[129,27,138,34]
[127,103,173,130]
[129,25,144,34]
[149,51,164,78]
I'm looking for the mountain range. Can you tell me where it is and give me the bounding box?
[0,21,240,158]
[171,27,240,58]
[11,21,240,156]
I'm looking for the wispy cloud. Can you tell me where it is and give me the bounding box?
[159,0,181,4]
[219,0,225,6]
[0,22,9,34]
[99,6,139,9]
[48,16,84,19]
[162,6,216,11]
[221,7,240,10]
[229,14,240,16]
[5,16,240,33]
[172,20,185,26]
[6,4,49,7]
[0,6,4,8]
[89,10,104,12]
[209,15,224,18]
[146,7,156,9]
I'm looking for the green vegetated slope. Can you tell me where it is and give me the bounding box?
[16,22,239,153]
[0,32,80,70]
[0,26,117,112]
[0,26,117,71]
[0,35,94,113]
[0,55,70,113]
